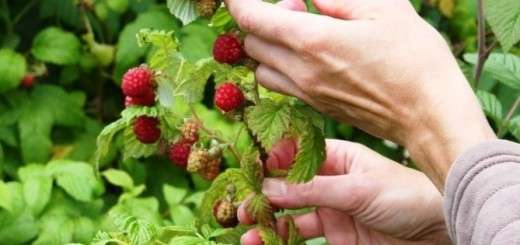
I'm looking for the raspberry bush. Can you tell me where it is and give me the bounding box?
[0,0,519,244]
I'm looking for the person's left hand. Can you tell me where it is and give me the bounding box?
[238,139,450,245]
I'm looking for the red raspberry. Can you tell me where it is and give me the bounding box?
[213,200,238,228]
[213,34,244,65]
[133,116,161,144]
[21,74,35,88]
[169,142,192,168]
[121,66,154,97]
[214,82,245,112]
[125,90,156,107]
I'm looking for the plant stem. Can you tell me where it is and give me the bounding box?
[497,96,520,137]
[189,105,242,162]
[253,79,261,104]
[474,0,495,90]
[12,0,38,25]
[1,0,13,34]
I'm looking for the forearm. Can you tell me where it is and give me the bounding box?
[405,73,496,191]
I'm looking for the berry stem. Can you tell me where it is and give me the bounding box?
[189,105,242,162]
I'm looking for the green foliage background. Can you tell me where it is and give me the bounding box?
[0,0,519,244]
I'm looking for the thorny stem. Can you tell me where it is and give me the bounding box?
[497,96,520,138]
[189,105,242,162]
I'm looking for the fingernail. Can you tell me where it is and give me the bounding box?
[262,178,287,197]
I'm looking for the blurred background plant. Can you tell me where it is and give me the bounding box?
[0,0,518,244]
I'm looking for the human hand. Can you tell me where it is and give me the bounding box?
[224,0,496,189]
[238,139,450,245]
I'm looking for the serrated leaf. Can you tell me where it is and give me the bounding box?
[122,127,158,160]
[31,27,81,65]
[18,165,52,215]
[0,49,26,93]
[0,180,13,212]
[484,0,520,51]
[286,217,306,245]
[170,205,194,226]
[210,8,236,32]
[175,58,216,103]
[0,183,39,244]
[102,169,134,191]
[246,100,291,151]
[258,226,284,245]
[46,160,99,202]
[167,0,199,25]
[110,211,159,245]
[121,106,160,121]
[95,118,126,165]
[464,53,520,89]
[115,10,179,80]
[246,194,273,226]
[476,90,503,127]
[199,169,252,224]
[241,147,263,192]
[287,121,326,183]
[33,211,74,245]
[169,236,210,245]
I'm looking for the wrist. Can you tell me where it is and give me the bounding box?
[404,82,496,190]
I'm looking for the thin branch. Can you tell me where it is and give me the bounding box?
[252,79,261,104]
[474,0,498,90]
[12,0,38,25]
[189,105,242,162]
[498,96,520,137]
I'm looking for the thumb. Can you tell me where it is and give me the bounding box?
[262,176,376,212]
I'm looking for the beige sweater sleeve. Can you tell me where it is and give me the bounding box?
[444,140,520,245]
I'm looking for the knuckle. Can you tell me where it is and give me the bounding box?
[237,12,256,32]
[298,181,318,204]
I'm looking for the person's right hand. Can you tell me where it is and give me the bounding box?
[225,0,496,189]
[238,139,450,245]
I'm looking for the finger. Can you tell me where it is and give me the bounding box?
[255,64,308,100]
[266,138,297,170]
[267,139,363,175]
[277,0,307,11]
[312,0,368,19]
[276,213,323,239]
[224,0,337,50]
[262,175,376,211]
[245,35,302,77]
[241,229,263,245]
[316,207,358,244]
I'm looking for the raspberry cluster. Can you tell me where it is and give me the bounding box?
[214,82,245,113]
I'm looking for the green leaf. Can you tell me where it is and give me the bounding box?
[464,53,520,89]
[509,116,520,141]
[241,147,263,192]
[163,184,188,206]
[246,100,292,151]
[199,169,252,224]
[476,90,503,127]
[167,0,198,25]
[110,210,159,245]
[179,20,218,61]
[115,10,179,81]
[0,183,39,244]
[174,58,216,103]
[170,205,194,226]
[0,49,26,93]
[122,127,158,160]
[286,217,306,245]
[46,160,99,202]
[102,169,135,191]
[246,194,273,226]
[484,0,520,51]
[33,211,74,245]
[258,226,284,245]
[31,27,81,65]
[18,165,53,215]
[95,118,126,165]
[169,236,209,245]
[0,181,13,212]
